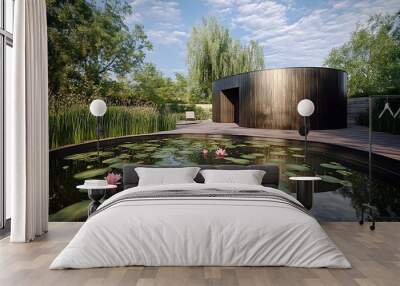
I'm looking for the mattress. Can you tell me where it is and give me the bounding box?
[50,183,351,269]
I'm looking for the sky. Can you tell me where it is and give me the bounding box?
[127,0,400,78]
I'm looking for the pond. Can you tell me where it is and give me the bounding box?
[49,134,400,222]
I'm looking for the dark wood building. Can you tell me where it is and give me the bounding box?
[212,67,347,130]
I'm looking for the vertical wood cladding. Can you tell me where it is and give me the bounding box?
[212,67,348,130]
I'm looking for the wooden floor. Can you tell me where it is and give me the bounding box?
[0,222,399,286]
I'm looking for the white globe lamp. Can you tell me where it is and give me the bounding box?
[89,99,107,165]
[297,99,315,117]
[297,99,315,162]
[90,99,107,117]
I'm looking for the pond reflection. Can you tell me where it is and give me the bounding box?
[49,135,400,222]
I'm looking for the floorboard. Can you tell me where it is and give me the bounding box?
[0,222,399,286]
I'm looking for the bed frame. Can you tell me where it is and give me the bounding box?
[122,164,280,189]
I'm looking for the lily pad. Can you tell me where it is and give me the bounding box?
[336,170,352,176]
[118,154,131,160]
[73,168,110,180]
[248,140,267,145]
[269,158,285,163]
[270,151,287,156]
[292,154,305,158]
[319,175,343,184]
[246,141,269,148]
[286,164,310,172]
[151,153,170,159]
[109,162,129,169]
[252,144,268,148]
[252,153,265,157]
[49,200,90,222]
[160,147,178,152]
[134,154,148,159]
[169,139,188,145]
[341,180,352,187]
[224,143,238,149]
[288,147,303,151]
[190,143,204,149]
[119,143,137,148]
[320,163,347,170]
[103,157,123,164]
[224,157,250,165]
[177,150,193,155]
[65,151,114,161]
[64,153,92,161]
[120,144,145,151]
[141,143,159,147]
[145,147,158,152]
[240,154,258,159]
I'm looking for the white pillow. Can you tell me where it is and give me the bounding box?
[135,167,201,186]
[200,169,266,185]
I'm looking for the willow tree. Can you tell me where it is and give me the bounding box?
[187,17,265,99]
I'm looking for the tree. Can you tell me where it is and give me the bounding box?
[324,13,400,97]
[47,0,152,110]
[187,17,265,100]
[130,64,188,104]
[174,72,191,103]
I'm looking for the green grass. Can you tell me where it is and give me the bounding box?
[49,105,177,149]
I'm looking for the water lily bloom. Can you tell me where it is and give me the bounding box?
[202,149,209,155]
[105,173,122,185]
[215,148,228,157]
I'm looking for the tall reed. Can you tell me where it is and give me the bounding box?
[49,105,177,149]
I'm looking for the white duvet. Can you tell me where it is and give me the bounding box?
[50,183,351,269]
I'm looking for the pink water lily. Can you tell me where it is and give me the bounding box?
[105,172,122,185]
[215,148,228,157]
[202,149,209,155]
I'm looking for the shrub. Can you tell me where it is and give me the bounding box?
[163,103,212,120]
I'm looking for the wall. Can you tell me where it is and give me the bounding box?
[347,97,368,125]
[212,67,348,130]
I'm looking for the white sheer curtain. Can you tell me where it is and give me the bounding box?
[8,0,49,242]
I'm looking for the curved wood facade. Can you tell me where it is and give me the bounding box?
[212,67,347,130]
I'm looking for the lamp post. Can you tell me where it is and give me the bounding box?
[297,99,315,161]
[89,99,107,165]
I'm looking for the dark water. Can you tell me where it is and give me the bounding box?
[49,135,400,222]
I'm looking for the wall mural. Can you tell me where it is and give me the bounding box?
[47,1,400,223]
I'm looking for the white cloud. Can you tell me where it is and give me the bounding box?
[207,0,400,67]
[207,0,234,8]
[332,0,351,10]
[148,30,187,45]
[128,0,187,46]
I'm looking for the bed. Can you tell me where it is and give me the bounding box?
[50,164,351,269]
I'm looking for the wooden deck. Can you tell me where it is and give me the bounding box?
[165,122,400,161]
[0,222,399,286]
